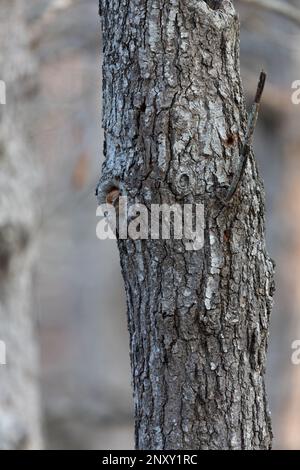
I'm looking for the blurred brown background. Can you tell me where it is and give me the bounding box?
[2,0,300,449]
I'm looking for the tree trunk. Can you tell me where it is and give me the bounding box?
[0,0,42,449]
[98,0,275,450]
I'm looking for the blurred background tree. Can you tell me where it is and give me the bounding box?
[0,0,42,450]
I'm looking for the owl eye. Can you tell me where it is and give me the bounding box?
[106,187,120,206]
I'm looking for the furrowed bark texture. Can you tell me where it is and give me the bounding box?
[98,0,275,450]
[0,0,42,449]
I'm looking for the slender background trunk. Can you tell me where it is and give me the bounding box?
[98,0,275,450]
[0,0,42,450]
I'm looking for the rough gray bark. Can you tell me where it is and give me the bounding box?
[0,0,42,449]
[98,0,275,450]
